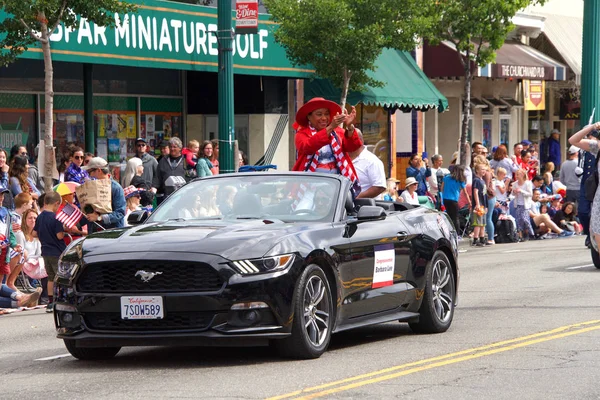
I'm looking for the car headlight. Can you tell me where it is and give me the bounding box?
[57,238,84,280]
[230,254,294,275]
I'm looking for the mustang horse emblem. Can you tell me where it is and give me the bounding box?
[135,270,163,282]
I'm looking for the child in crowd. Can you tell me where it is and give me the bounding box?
[494,167,509,213]
[512,169,535,241]
[471,163,487,246]
[182,140,200,169]
[0,185,26,292]
[33,192,66,313]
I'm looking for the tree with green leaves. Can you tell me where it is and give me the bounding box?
[264,0,436,109]
[429,0,545,165]
[0,0,136,189]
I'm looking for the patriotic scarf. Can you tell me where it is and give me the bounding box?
[293,127,361,210]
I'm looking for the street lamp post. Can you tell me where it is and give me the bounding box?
[581,0,600,126]
[217,0,236,174]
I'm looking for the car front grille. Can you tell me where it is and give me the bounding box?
[84,312,214,331]
[76,261,224,293]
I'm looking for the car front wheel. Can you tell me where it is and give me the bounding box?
[64,340,121,360]
[591,246,600,269]
[409,251,456,334]
[275,264,333,359]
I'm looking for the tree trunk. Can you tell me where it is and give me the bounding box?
[339,68,351,111]
[40,17,55,191]
[460,50,472,167]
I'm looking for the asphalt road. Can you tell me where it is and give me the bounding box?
[1,236,599,400]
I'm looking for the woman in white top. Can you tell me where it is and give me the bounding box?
[511,169,534,240]
[400,177,420,205]
[17,208,47,301]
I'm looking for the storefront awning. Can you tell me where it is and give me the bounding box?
[304,49,448,112]
[530,13,582,84]
[424,41,567,81]
[477,42,567,81]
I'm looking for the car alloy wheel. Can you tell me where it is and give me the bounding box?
[274,264,333,359]
[431,258,453,323]
[303,275,331,347]
[409,251,455,334]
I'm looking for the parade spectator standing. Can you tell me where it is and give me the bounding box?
[291,97,362,192]
[0,149,12,210]
[441,165,469,231]
[471,142,485,156]
[544,129,562,168]
[576,129,598,247]
[512,143,524,165]
[519,150,537,181]
[153,138,188,203]
[406,154,431,196]
[349,131,386,199]
[83,153,94,167]
[157,140,170,163]
[474,155,495,245]
[82,157,126,232]
[559,146,582,203]
[542,162,555,195]
[512,169,535,241]
[428,154,449,198]
[400,177,420,205]
[63,146,89,184]
[471,163,487,246]
[9,155,40,202]
[33,191,65,313]
[196,141,214,178]
[210,139,220,175]
[490,145,520,180]
[494,167,509,213]
[135,138,159,192]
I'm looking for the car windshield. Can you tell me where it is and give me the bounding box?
[148,174,341,223]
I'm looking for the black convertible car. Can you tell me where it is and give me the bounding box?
[54,172,459,360]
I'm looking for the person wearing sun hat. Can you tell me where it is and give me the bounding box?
[399,177,420,205]
[292,97,363,194]
[123,185,144,224]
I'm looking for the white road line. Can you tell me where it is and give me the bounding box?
[35,353,72,361]
[566,264,594,270]
[503,250,523,253]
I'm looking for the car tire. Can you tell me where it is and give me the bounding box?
[591,246,600,269]
[409,251,456,334]
[275,264,333,359]
[64,340,121,360]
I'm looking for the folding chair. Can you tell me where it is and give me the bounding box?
[16,270,38,293]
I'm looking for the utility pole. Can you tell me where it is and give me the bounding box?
[580,0,600,126]
[217,0,236,173]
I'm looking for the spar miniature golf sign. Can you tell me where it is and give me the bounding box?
[236,0,258,34]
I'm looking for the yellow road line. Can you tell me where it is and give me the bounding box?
[266,320,600,400]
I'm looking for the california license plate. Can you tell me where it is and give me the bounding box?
[120,296,164,320]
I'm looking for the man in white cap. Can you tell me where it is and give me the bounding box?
[82,157,127,232]
[559,145,583,203]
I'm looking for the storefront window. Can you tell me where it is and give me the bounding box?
[359,105,389,177]
[41,95,85,158]
[500,116,510,147]
[140,98,183,157]
[0,93,37,156]
[482,118,492,150]
[203,115,249,158]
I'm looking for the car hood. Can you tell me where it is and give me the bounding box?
[80,219,322,260]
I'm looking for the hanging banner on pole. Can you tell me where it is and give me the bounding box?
[236,0,259,34]
[523,79,546,111]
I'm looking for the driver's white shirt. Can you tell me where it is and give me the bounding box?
[352,148,386,200]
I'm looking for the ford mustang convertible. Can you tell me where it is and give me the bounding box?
[54,172,459,360]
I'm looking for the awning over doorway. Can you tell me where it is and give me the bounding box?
[304,49,448,112]
[530,13,582,84]
[423,41,567,81]
[477,42,567,81]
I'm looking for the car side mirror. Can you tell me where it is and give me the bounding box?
[127,210,149,225]
[357,206,386,221]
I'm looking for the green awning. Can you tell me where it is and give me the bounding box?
[305,49,448,112]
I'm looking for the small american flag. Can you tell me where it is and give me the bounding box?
[9,248,24,264]
[56,203,84,229]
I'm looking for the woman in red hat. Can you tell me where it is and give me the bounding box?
[292,98,363,178]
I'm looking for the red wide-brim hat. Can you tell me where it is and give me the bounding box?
[295,97,342,128]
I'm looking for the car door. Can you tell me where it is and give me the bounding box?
[339,214,411,320]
